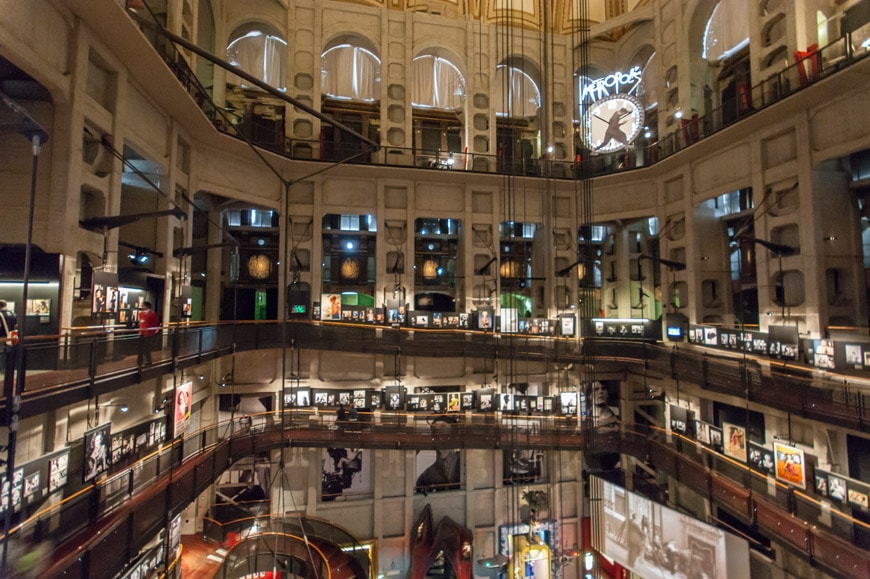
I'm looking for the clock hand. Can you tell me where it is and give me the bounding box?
[593,113,608,123]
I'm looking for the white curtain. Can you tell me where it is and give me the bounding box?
[494,66,540,117]
[227,33,287,90]
[322,46,380,101]
[412,56,465,110]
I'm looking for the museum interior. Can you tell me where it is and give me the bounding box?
[1,0,870,578]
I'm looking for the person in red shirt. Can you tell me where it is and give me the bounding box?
[138,301,160,365]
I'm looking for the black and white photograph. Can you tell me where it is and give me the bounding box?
[84,423,111,482]
[748,442,774,475]
[503,449,545,484]
[314,391,329,405]
[709,425,723,450]
[845,344,863,367]
[594,476,749,579]
[49,452,69,492]
[321,447,370,501]
[23,472,40,501]
[560,391,578,416]
[385,386,404,410]
[829,475,847,502]
[415,448,461,494]
[669,404,693,436]
[460,392,474,410]
[478,391,494,412]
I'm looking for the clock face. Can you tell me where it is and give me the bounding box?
[582,94,644,154]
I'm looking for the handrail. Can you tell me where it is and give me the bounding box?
[3,321,870,428]
[121,2,869,181]
[21,411,870,579]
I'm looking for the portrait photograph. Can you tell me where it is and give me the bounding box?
[846,344,863,367]
[415,448,461,494]
[722,422,746,462]
[83,423,111,483]
[447,393,460,412]
[709,425,723,450]
[173,381,193,438]
[774,443,806,488]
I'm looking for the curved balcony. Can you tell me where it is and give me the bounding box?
[14,410,867,579]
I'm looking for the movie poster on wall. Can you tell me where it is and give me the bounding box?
[722,422,747,463]
[173,381,193,438]
[773,443,806,489]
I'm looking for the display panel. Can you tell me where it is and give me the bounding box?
[591,476,750,579]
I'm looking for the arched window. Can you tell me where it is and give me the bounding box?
[641,52,659,108]
[494,65,541,118]
[227,28,287,90]
[702,2,749,61]
[321,45,381,102]
[412,55,465,110]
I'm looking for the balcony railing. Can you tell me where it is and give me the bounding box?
[125,2,869,181]
[11,407,869,579]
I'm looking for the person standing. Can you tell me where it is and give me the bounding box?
[138,301,160,365]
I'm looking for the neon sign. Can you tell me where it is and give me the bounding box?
[581,66,643,102]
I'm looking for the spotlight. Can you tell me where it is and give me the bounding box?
[120,404,129,413]
[128,248,151,265]
[345,241,355,250]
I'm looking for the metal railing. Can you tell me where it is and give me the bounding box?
[12,409,869,579]
[124,2,868,181]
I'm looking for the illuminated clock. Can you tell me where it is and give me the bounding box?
[247,254,272,279]
[582,94,644,154]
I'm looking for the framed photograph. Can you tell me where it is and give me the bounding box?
[849,489,870,510]
[814,472,829,497]
[23,472,40,500]
[695,420,710,445]
[748,442,774,475]
[26,298,50,316]
[828,475,847,502]
[447,393,460,412]
[774,443,806,488]
[722,422,747,462]
[846,344,863,367]
[478,391,494,412]
[708,425,723,450]
[49,452,69,492]
[460,392,474,410]
[83,423,111,482]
